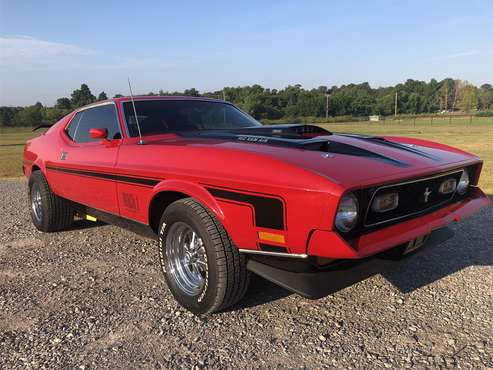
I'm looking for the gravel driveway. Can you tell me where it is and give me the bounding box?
[1,179,492,369]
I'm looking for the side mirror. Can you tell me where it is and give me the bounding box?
[89,128,108,139]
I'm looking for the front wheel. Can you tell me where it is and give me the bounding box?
[158,198,249,315]
[28,171,74,232]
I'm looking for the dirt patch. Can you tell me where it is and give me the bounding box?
[0,179,492,369]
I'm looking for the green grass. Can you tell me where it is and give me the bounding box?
[0,127,46,178]
[1,117,492,195]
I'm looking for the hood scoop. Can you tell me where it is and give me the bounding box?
[340,134,441,161]
[180,124,409,168]
[314,140,409,167]
[227,124,332,138]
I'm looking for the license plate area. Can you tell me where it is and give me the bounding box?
[404,233,430,254]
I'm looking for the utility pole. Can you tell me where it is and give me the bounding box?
[394,91,398,117]
[325,93,330,120]
[222,89,226,101]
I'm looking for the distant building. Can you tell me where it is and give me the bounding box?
[369,115,381,122]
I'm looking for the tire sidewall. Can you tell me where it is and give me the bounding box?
[158,202,222,314]
[28,173,49,231]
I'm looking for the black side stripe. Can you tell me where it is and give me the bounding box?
[46,165,160,187]
[47,166,286,229]
[206,187,285,230]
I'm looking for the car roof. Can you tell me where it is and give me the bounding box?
[76,95,227,112]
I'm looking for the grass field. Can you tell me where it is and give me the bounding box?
[1,116,492,195]
[0,127,46,178]
[320,117,493,196]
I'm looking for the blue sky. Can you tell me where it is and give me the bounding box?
[0,0,492,106]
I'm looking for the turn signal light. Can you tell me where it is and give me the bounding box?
[258,231,285,244]
[439,178,457,194]
[371,192,399,213]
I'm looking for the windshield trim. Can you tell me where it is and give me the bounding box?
[119,99,260,138]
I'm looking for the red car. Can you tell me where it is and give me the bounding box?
[23,96,489,314]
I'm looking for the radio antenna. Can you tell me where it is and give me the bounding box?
[127,77,144,145]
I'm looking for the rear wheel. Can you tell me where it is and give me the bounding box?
[28,171,74,232]
[158,198,250,315]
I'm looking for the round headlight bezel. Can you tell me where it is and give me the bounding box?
[335,192,359,233]
[457,170,470,195]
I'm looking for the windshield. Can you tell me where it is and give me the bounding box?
[122,100,261,137]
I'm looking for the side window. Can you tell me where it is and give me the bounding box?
[73,104,121,143]
[65,112,83,140]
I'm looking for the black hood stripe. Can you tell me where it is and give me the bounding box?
[180,125,409,168]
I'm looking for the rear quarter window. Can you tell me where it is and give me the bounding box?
[65,112,83,140]
[65,104,120,143]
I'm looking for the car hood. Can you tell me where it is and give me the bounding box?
[148,125,479,189]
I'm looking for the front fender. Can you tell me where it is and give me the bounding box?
[152,179,225,221]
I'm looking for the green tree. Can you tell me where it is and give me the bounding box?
[55,97,72,110]
[43,107,69,124]
[3,79,492,127]
[97,91,108,101]
[438,78,455,111]
[374,94,394,116]
[11,103,43,127]
[0,107,21,127]
[407,93,422,114]
[478,84,493,110]
[71,84,96,108]
[457,84,478,112]
[183,88,200,97]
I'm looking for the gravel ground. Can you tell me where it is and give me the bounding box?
[1,179,492,369]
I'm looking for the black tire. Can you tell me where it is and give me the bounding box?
[158,198,250,315]
[28,171,74,232]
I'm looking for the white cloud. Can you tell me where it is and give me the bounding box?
[0,35,95,68]
[0,36,183,72]
[428,50,480,62]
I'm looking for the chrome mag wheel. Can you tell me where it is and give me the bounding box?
[165,222,208,296]
[31,184,43,222]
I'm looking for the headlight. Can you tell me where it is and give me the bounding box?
[335,192,359,232]
[457,171,469,195]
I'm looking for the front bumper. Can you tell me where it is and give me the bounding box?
[307,187,490,259]
[247,227,456,299]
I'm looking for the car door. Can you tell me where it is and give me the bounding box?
[49,102,121,214]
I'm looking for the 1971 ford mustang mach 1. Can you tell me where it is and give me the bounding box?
[23,96,489,314]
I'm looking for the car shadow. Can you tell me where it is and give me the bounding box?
[382,216,493,293]
[60,201,492,310]
[69,219,107,231]
[236,205,492,310]
[227,274,293,312]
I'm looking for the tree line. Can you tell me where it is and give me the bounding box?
[1,79,492,127]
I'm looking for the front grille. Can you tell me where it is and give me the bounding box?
[364,170,464,227]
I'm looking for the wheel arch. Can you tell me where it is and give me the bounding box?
[27,157,47,178]
[148,180,225,234]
